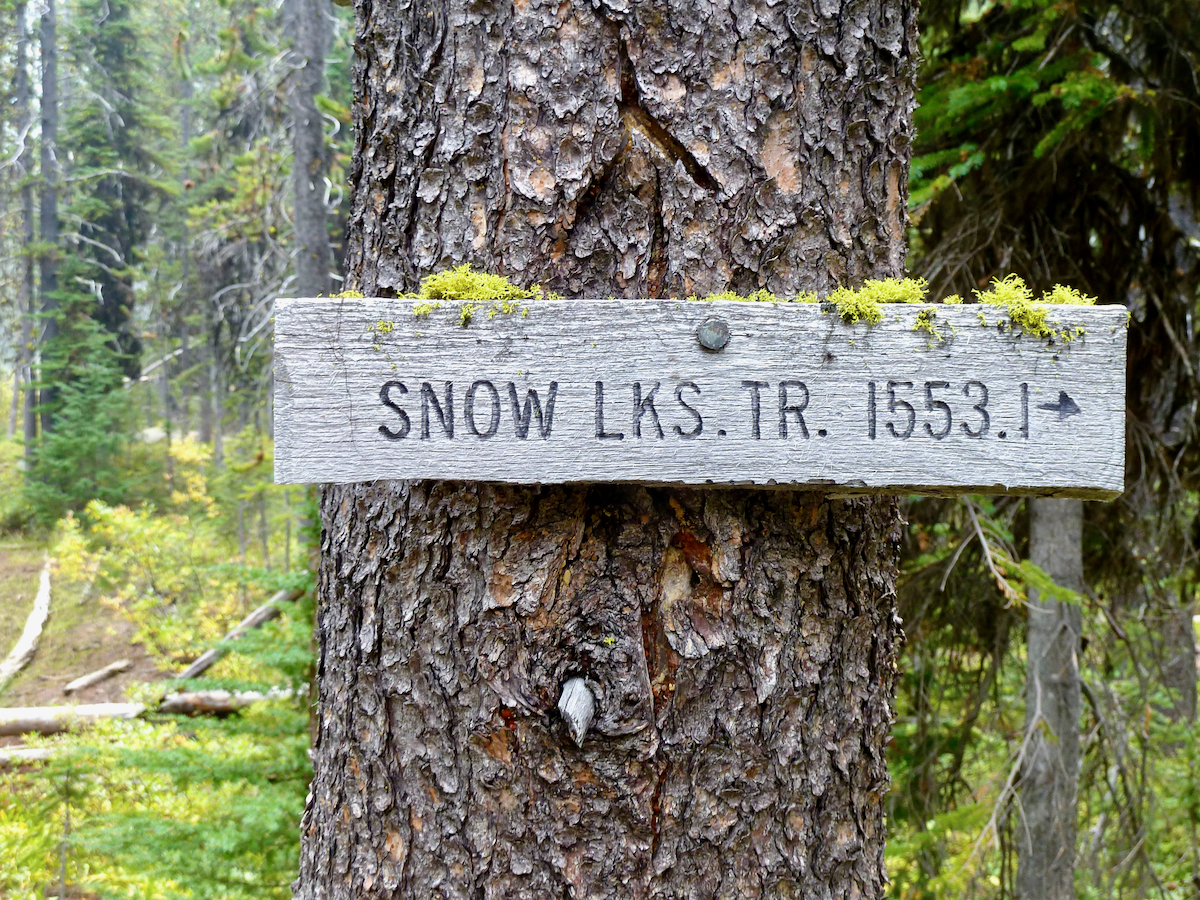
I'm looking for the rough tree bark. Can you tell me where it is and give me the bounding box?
[288,0,333,298]
[296,0,917,897]
[1017,498,1083,900]
[38,0,59,435]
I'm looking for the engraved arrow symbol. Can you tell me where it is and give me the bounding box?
[1037,391,1081,420]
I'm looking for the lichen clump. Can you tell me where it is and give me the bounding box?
[407,264,547,326]
[418,264,540,303]
[827,277,929,324]
[975,274,1095,339]
[687,288,817,304]
[913,306,945,342]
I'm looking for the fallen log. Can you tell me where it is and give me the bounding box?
[157,688,284,716]
[174,587,304,680]
[0,746,55,768]
[0,689,292,737]
[63,659,133,695]
[0,702,144,736]
[0,556,52,693]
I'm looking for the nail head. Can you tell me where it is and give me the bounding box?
[697,317,730,351]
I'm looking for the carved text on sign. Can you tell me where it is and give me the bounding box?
[273,299,1127,498]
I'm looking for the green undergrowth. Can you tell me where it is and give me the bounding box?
[0,450,318,899]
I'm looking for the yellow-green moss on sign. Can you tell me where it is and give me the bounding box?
[975,274,1095,340]
[404,264,557,326]
[354,264,1101,341]
[827,277,930,324]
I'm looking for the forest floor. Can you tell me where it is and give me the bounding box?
[0,539,163,744]
[0,539,43,655]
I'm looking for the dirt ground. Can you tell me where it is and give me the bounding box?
[0,542,45,654]
[1,545,165,746]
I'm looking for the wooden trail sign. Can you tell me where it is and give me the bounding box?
[274,298,1127,499]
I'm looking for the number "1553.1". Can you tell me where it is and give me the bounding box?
[867,380,1029,440]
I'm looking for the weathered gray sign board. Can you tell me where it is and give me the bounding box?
[274,298,1127,499]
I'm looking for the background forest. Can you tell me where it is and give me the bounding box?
[0,0,1197,898]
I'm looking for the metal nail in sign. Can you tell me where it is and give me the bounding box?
[273,298,1128,499]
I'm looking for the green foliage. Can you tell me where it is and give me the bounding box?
[0,437,29,532]
[2,680,311,900]
[24,338,134,527]
[1,430,314,899]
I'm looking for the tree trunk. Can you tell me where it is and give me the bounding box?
[1156,584,1197,723]
[199,340,212,444]
[296,1,917,897]
[7,372,17,439]
[38,0,59,435]
[179,50,194,435]
[1017,498,1083,900]
[15,0,37,458]
[288,0,333,298]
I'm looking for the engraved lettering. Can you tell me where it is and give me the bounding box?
[886,381,915,439]
[465,380,500,439]
[923,381,951,439]
[961,381,989,438]
[420,381,454,440]
[378,380,410,440]
[673,382,703,439]
[1020,382,1029,440]
[742,380,768,440]
[868,381,876,439]
[508,382,558,440]
[595,381,623,440]
[633,382,664,439]
[778,380,810,439]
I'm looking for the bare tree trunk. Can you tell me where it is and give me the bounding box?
[38,0,59,435]
[15,0,37,460]
[210,330,224,466]
[1017,498,1083,900]
[288,0,333,298]
[1157,590,1197,722]
[257,490,270,570]
[199,340,212,444]
[179,54,194,435]
[296,0,917,897]
[7,372,17,439]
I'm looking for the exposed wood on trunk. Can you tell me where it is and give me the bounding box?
[0,557,52,693]
[1018,498,1084,900]
[62,659,133,695]
[174,587,304,680]
[296,0,917,896]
